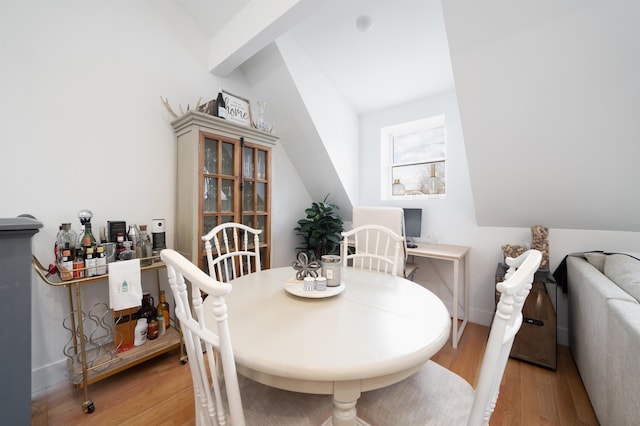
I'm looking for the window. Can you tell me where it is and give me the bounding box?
[381,115,446,199]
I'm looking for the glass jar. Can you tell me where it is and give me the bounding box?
[321,255,341,287]
[57,223,77,263]
[392,179,406,195]
[136,225,153,266]
[315,276,327,291]
[147,318,159,340]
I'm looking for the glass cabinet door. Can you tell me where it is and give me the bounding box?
[198,133,270,270]
[200,135,237,237]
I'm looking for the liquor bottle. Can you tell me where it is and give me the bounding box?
[157,290,171,330]
[116,232,126,259]
[135,225,153,266]
[99,226,107,244]
[84,246,97,277]
[81,223,97,256]
[60,249,73,281]
[214,83,227,119]
[96,245,107,275]
[73,247,85,279]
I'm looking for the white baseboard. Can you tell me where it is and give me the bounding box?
[32,358,68,395]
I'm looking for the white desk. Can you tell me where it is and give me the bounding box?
[406,243,470,348]
[202,266,450,426]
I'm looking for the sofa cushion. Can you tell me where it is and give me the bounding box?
[604,254,640,302]
[584,252,607,273]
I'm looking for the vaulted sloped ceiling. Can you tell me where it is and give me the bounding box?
[442,1,640,232]
[182,0,640,232]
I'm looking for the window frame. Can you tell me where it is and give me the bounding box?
[381,115,446,200]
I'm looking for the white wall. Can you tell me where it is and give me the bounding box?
[0,0,307,392]
[359,90,640,346]
[443,0,640,232]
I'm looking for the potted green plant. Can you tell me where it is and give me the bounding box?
[294,195,344,260]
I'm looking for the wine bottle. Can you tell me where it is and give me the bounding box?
[215,83,227,119]
[81,222,97,257]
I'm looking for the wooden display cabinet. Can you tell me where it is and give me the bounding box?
[171,111,277,272]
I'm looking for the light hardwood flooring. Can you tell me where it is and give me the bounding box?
[31,322,599,425]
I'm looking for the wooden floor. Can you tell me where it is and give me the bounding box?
[31,322,599,425]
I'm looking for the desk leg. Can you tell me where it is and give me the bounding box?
[452,258,460,348]
[333,381,360,426]
[452,255,469,349]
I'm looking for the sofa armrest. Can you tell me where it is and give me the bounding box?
[607,299,640,425]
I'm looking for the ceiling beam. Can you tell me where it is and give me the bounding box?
[209,0,324,76]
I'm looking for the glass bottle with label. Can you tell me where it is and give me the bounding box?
[60,249,73,281]
[147,318,159,340]
[157,310,166,336]
[81,223,97,256]
[215,82,227,119]
[116,232,126,259]
[84,246,97,277]
[95,245,107,275]
[157,290,170,330]
[73,247,85,279]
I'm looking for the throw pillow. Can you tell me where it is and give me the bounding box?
[584,252,607,273]
[604,254,640,303]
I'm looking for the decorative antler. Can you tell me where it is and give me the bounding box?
[162,96,205,118]
[160,96,178,119]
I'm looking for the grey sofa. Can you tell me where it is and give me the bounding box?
[567,253,640,425]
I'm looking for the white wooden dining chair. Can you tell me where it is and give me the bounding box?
[352,206,417,280]
[356,249,542,426]
[202,223,261,282]
[160,249,333,426]
[341,224,404,276]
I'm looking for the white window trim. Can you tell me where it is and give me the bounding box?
[381,115,446,200]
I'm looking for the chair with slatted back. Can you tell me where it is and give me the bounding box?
[202,223,261,282]
[356,249,542,426]
[160,249,333,426]
[341,224,404,276]
[352,206,417,279]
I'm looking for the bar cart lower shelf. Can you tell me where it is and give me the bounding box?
[32,255,186,414]
[67,327,182,388]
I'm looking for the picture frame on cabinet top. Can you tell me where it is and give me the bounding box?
[222,90,252,127]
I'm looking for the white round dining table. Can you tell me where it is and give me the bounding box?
[202,266,451,426]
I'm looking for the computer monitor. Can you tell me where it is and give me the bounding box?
[403,208,422,239]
